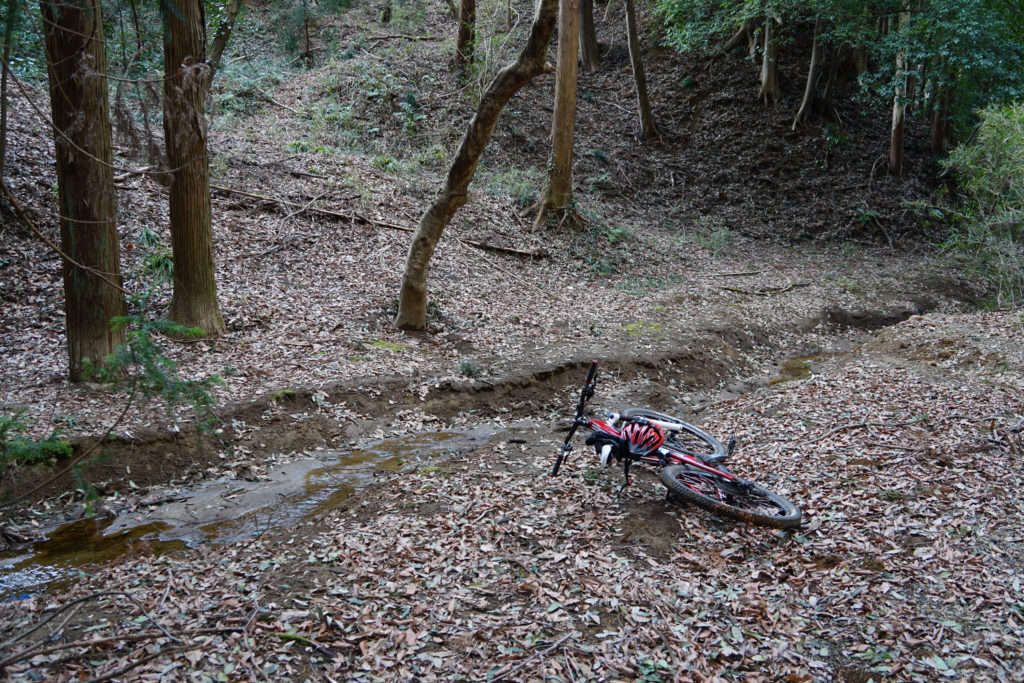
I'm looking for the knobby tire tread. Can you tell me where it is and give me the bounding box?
[660,465,801,529]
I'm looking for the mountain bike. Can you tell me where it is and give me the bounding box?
[551,361,801,529]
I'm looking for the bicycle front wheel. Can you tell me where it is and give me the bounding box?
[660,465,801,529]
[620,408,727,460]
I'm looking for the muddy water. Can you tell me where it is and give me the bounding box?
[0,428,496,600]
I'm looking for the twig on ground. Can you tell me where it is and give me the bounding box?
[490,632,575,682]
[80,646,189,683]
[369,34,441,42]
[721,281,810,296]
[793,416,929,447]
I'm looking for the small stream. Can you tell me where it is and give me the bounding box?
[0,427,497,601]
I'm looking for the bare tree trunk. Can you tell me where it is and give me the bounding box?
[579,0,600,71]
[395,0,558,331]
[208,0,242,81]
[930,89,950,156]
[888,4,910,177]
[0,0,16,178]
[852,45,868,74]
[792,18,821,130]
[624,0,658,141]
[456,0,476,72]
[720,17,752,54]
[757,17,779,105]
[821,45,843,105]
[539,0,580,216]
[162,0,226,337]
[40,0,127,381]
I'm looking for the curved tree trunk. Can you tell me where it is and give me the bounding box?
[540,0,580,214]
[720,17,752,55]
[208,0,242,81]
[624,0,658,141]
[40,0,127,380]
[162,0,226,337]
[792,18,822,130]
[395,0,558,331]
[579,0,600,71]
[456,0,476,72]
[757,17,780,105]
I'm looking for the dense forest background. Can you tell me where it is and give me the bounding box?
[1,0,1022,450]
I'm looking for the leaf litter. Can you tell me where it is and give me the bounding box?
[2,311,1022,681]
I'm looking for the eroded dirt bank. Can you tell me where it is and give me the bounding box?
[1,309,1021,682]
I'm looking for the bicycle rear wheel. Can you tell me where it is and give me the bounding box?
[620,408,727,460]
[660,465,801,529]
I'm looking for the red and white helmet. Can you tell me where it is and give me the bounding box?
[621,421,665,457]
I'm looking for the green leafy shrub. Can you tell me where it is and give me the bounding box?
[943,102,1024,307]
[0,409,72,473]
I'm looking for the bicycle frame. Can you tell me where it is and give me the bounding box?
[550,360,739,485]
[585,417,740,483]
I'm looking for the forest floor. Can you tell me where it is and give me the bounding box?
[2,0,1023,681]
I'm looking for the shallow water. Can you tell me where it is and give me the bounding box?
[0,428,496,600]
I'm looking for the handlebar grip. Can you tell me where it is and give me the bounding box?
[584,360,598,385]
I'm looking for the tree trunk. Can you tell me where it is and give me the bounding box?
[579,0,600,71]
[888,4,910,178]
[852,45,868,74]
[930,89,950,156]
[162,0,226,337]
[792,18,821,130]
[757,17,779,105]
[40,0,127,381]
[821,45,843,105]
[721,17,752,54]
[541,0,580,213]
[624,0,658,141]
[207,0,242,81]
[1,0,17,179]
[456,0,476,72]
[395,0,558,331]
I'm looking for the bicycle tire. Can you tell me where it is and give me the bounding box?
[659,464,801,529]
[620,408,727,460]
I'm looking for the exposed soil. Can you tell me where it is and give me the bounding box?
[1,0,1022,680]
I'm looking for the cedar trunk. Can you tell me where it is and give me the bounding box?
[542,0,580,211]
[456,0,476,71]
[40,0,127,381]
[162,0,225,337]
[579,0,600,71]
[624,0,658,141]
[395,0,558,331]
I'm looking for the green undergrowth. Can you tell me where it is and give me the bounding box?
[941,102,1024,309]
[0,409,72,476]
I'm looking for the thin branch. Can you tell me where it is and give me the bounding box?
[0,180,130,295]
[80,646,189,683]
[490,633,575,682]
